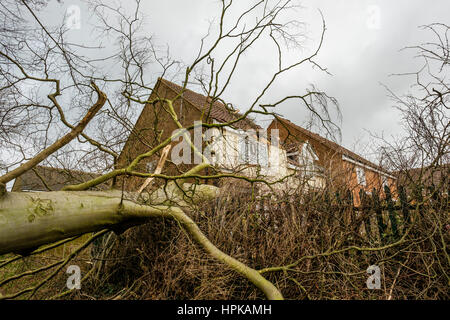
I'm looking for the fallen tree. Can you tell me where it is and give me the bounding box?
[0,183,283,300]
[0,0,338,300]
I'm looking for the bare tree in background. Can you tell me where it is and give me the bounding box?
[0,0,342,300]
[380,23,449,190]
[2,1,445,301]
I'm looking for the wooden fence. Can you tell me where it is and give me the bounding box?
[251,184,449,245]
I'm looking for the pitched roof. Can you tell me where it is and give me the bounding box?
[158,78,260,131]
[11,166,110,191]
[395,163,449,187]
[273,116,392,175]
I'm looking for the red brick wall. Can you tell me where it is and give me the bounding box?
[268,119,396,205]
[116,80,209,191]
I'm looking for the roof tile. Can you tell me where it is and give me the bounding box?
[275,117,392,175]
[160,78,260,131]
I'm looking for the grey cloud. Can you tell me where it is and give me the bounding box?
[41,0,449,159]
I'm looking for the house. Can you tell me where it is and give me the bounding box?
[395,163,449,196]
[268,117,397,205]
[117,78,325,193]
[12,165,110,191]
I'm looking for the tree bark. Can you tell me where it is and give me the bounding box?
[0,187,283,300]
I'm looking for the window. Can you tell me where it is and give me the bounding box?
[238,135,260,165]
[300,142,319,176]
[257,141,268,167]
[238,135,269,167]
[356,167,366,186]
[286,152,298,163]
[248,139,258,164]
[382,176,389,189]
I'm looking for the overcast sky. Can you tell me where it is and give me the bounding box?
[41,0,449,161]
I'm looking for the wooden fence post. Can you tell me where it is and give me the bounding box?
[359,189,372,242]
[335,191,345,228]
[345,189,353,226]
[324,191,332,229]
[398,185,410,233]
[384,185,399,240]
[414,184,424,216]
[372,189,386,243]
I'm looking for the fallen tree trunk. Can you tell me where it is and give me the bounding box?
[0,188,283,300]
[0,190,146,255]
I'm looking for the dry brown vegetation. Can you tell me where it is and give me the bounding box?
[46,180,447,300]
[0,1,448,301]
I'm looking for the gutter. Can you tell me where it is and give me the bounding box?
[342,154,396,180]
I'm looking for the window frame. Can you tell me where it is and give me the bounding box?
[356,166,367,186]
